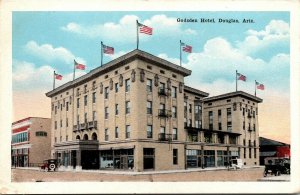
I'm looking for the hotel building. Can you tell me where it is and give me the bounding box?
[11,117,51,167]
[46,49,262,171]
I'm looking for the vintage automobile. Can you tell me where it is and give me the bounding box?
[40,159,58,172]
[263,157,290,177]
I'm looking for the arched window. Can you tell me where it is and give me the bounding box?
[83,134,88,140]
[76,135,80,140]
[92,133,98,141]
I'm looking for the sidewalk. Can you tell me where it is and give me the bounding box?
[14,165,264,175]
[258,174,290,182]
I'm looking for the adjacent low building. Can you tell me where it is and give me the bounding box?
[45,49,263,171]
[11,117,51,167]
[259,136,290,165]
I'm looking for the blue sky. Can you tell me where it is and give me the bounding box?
[12,11,290,143]
[13,11,289,92]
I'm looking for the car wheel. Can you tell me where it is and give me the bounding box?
[45,167,49,172]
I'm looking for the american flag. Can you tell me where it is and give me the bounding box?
[237,73,246,81]
[138,22,153,35]
[103,44,114,54]
[181,43,192,53]
[74,60,86,70]
[256,82,265,90]
[55,73,62,80]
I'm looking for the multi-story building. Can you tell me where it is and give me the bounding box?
[11,117,51,167]
[45,49,262,171]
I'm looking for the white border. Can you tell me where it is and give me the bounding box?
[0,0,299,194]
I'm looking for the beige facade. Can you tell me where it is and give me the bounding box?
[46,49,262,171]
[11,117,51,167]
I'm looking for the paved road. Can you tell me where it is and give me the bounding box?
[12,167,265,182]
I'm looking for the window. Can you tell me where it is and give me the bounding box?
[115,83,119,93]
[173,149,178,165]
[147,79,152,92]
[125,79,130,92]
[243,108,245,116]
[55,137,57,143]
[195,105,201,114]
[93,111,96,121]
[184,118,187,128]
[254,148,257,158]
[105,107,109,119]
[36,131,47,136]
[66,102,69,111]
[105,129,109,141]
[147,125,152,138]
[77,115,79,125]
[173,128,178,140]
[92,92,96,103]
[243,121,245,130]
[227,108,232,121]
[172,106,177,118]
[66,118,68,127]
[77,98,80,108]
[115,127,119,138]
[249,148,252,158]
[218,122,222,130]
[147,101,152,114]
[60,104,63,111]
[55,121,57,129]
[160,126,166,133]
[195,120,201,128]
[60,120,62,127]
[244,148,246,158]
[147,65,152,70]
[188,119,192,127]
[84,113,87,123]
[253,124,256,131]
[84,95,88,106]
[172,86,177,98]
[105,87,109,99]
[126,101,131,114]
[227,121,232,131]
[66,135,68,141]
[55,106,57,114]
[209,111,213,130]
[126,125,131,138]
[115,104,119,115]
[189,104,192,113]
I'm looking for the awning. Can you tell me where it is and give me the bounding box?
[99,146,135,151]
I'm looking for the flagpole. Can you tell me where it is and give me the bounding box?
[180,40,182,66]
[236,70,238,92]
[101,41,103,67]
[53,71,56,90]
[255,80,257,96]
[136,20,139,50]
[73,60,76,81]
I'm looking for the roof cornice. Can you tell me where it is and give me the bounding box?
[203,91,263,103]
[46,49,191,97]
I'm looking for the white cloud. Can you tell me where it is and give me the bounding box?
[158,36,289,94]
[236,20,289,55]
[61,14,196,41]
[157,53,181,65]
[105,50,127,60]
[24,41,86,65]
[13,60,86,92]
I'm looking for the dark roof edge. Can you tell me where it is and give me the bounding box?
[203,91,263,103]
[184,85,209,97]
[46,49,191,97]
[12,117,51,125]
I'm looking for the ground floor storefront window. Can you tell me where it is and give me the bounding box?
[186,149,220,168]
[217,150,229,166]
[100,149,134,170]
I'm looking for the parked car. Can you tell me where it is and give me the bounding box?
[40,159,58,172]
[263,157,290,177]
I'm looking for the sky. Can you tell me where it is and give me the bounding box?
[12,11,290,143]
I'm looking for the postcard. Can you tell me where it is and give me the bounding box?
[0,0,299,194]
